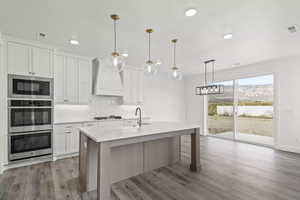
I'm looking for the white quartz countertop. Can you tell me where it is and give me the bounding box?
[79,122,200,143]
[54,117,150,125]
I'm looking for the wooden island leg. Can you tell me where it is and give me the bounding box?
[97,142,111,200]
[79,132,88,192]
[190,128,201,172]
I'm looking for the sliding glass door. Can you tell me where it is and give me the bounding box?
[236,75,274,145]
[207,75,274,146]
[207,81,234,139]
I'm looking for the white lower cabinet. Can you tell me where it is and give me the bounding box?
[54,123,82,157]
[53,120,142,159]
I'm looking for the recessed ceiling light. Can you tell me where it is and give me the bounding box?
[223,33,233,39]
[70,39,79,45]
[288,25,297,33]
[185,8,197,17]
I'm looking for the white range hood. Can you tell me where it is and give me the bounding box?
[92,58,123,96]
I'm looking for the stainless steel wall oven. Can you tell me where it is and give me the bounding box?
[8,99,53,161]
[8,130,52,161]
[8,100,53,133]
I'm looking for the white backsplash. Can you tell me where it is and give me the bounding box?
[54,74,186,123]
[54,96,140,122]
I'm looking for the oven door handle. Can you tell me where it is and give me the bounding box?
[8,107,53,109]
[9,130,52,136]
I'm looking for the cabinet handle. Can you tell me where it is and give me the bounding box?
[64,99,68,102]
[65,126,73,128]
[65,131,72,134]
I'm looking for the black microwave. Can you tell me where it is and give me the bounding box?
[8,74,53,99]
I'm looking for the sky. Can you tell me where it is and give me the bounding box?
[216,75,273,86]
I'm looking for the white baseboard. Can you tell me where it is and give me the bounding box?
[276,144,300,154]
[1,153,79,173]
[3,156,53,172]
[53,152,78,161]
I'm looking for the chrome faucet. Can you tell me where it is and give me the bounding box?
[135,107,142,127]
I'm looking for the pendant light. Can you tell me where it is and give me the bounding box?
[195,59,224,95]
[110,14,126,71]
[169,39,182,80]
[144,29,161,75]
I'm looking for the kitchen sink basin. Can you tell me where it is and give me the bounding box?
[127,122,151,128]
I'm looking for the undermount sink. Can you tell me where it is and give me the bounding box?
[128,122,151,128]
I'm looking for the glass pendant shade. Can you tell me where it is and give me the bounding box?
[110,14,126,71]
[169,67,182,80]
[169,39,182,80]
[144,29,160,75]
[111,52,125,71]
[144,60,159,75]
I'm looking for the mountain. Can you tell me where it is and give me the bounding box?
[208,84,273,103]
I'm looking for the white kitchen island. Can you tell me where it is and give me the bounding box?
[79,122,201,200]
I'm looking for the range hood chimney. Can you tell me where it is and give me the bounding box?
[92,58,123,96]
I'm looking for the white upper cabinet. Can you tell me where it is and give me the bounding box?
[7,42,53,77]
[65,57,79,103]
[32,47,53,78]
[122,66,143,105]
[78,59,92,104]
[54,55,66,103]
[54,53,92,104]
[7,42,31,76]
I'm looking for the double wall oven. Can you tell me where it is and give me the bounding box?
[8,75,53,162]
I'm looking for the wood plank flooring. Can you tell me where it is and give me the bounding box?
[1,136,300,200]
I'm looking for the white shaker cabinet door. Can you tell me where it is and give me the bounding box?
[78,59,92,104]
[67,125,81,153]
[7,42,31,76]
[54,55,66,103]
[53,128,67,156]
[65,57,79,103]
[32,47,53,78]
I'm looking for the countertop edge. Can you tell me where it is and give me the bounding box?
[54,117,151,125]
[79,122,200,143]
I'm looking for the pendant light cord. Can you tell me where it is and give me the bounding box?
[173,41,176,67]
[205,62,207,85]
[148,32,151,60]
[212,60,215,83]
[114,19,117,53]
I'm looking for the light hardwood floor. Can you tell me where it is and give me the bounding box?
[1,136,300,200]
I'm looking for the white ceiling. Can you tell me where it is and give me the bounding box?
[0,0,300,75]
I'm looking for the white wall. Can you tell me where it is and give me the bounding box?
[0,33,4,173]
[184,55,300,153]
[55,73,186,123]
[142,74,186,122]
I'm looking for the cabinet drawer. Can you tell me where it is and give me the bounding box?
[55,123,81,131]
